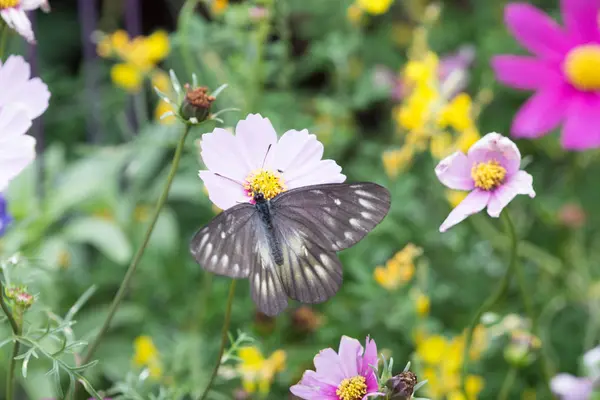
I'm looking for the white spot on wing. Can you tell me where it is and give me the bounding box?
[204,243,213,259]
[355,189,378,199]
[358,197,375,210]
[334,198,341,205]
[311,190,324,195]
[349,218,361,228]
[361,211,373,220]
[344,231,356,241]
[211,254,218,265]
[221,254,229,267]
[220,231,226,239]
[199,234,209,248]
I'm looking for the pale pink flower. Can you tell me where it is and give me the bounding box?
[0,55,49,191]
[0,0,50,44]
[199,113,346,210]
[435,132,535,232]
[290,336,382,400]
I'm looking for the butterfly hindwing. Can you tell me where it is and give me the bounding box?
[271,182,391,252]
[189,203,258,278]
[273,217,343,303]
[249,248,289,316]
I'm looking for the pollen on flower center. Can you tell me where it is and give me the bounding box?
[336,375,367,400]
[564,45,600,91]
[471,160,506,191]
[0,0,19,8]
[244,169,286,201]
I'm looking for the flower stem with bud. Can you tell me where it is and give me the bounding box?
[1,282,22,400]
[79,123,193,370]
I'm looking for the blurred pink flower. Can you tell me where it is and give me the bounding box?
[435,132,535,232]
[198,113,346,210]
[0,56,49,191]
[551,346,600,400]
[492,0,600,150]
[0,0,50,44]
[290,336,382,400]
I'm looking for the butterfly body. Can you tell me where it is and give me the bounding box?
[190,182,391,316]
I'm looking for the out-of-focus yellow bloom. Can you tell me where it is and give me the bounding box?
[416,327,488,399]
[382,146,414,179]
[415,291,430,316]
[374,243,422,290]
[430,131,454,159]
[357,0,394,15]
[212,0,228,15]
[151,70,176,124]
[456,126,480,153]
[347,4,363,25]
[237,346,286,395]
[438,93,474,132]
[151,70,171,93]
[98,30,170,93]
[404,52,439,86]
[133,336,162,379]
[446,190,468,208]
[111,63,143,92]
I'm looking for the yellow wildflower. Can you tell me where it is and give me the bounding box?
[212,0,228,15]
[373,243,421,290]
[416,335,447,365]
[382,146,414,179]
[438,93,474,132]
[404,52,438,86]
[151,70,176,124]
[238,346,286,395]
[356,0,394,15]
[446,190,468,208]
[133,336,162,379]
[456,126,480,153]
[429,131,454,159]
[415,291,430,316]
[145,31,170,64]
[347,4,364,25]
[111,63,143,92]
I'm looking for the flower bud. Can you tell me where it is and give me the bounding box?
[180,84,215,123]
[504,330,541,368]
[386,371,417,399]
[5,285,34,310]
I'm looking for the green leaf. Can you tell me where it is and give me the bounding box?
[63,217,132,264]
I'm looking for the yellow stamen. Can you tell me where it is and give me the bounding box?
[244,169,286,200]
[564,44,600,91]
[0,0,19,8]
[336,375,367,400]
[471,160,506,191]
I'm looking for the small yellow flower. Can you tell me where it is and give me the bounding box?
[429,131,454,159]
[373,243,421,290]
[415,292,430,316]
[111,63,143,92]
[404,52,439,86]
[357,0,394,15]
[438,93,474,132]
[446,190,468,208]
[212,0,228,15]
[145,31,170,64]
[456,126,480,153]
[238,346,286,395]
[347,4,364,25]
[466,375,485,400]
[382,146,414,179]
[416,335,447,365]
[133,336,162,379]
[151,70,171,93]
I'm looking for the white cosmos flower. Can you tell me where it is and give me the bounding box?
[0,0,50,44]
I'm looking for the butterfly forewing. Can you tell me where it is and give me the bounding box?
[272,182,391,252]
[189,203,258,278]
[249,246,289,316]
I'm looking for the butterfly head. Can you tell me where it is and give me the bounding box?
[253,192,267,203]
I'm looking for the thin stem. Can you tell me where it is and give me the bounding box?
[80,124,191,366]
[199,280,237,400]
[1,282,21,400]
[461,211,519,393]
[0,24,8,61]
[497,367,517,400]
[503,213,536,330]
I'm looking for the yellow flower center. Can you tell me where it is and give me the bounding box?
[564,44,600,91]
[0,0,19,8]
[244,169,286,200]
[336,375,367,400]
[471,160,506,191]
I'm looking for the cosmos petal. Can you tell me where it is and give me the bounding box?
[440,189,490,232]
[234,114,278,170]
[487,171,535,218]
[198,171,246,210]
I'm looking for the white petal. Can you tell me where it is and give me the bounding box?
[468,132,522,176]
[0,104,32,142]
[487,171,535,218]
[234,114,278,170]
[1,8,35,43]
[435,151,474,191]
[440,189,490,232]
[200,128,252,182]
[0,135,36,191]
[198,171,247,211]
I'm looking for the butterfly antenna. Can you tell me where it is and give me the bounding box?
[261,144,272,169]
[214,173,244,185]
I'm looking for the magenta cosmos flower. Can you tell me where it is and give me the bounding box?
[290,336,382,400]
[435,132,535,232]
[0,56,49,191]
[492,0,600,150]
[199,113,346,210]
[0,0,50,43]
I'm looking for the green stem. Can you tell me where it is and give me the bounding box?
[0,24,8,61]
[1,282,21,400]
[199,280,237,400]
[497,367,517,400]
[461,212,518,393]
[80,124,191,366]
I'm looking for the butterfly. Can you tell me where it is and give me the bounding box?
[190,182,391,316]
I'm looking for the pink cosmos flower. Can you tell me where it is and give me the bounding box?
[0,56,49,191]
[199,113,346,210]
[491,0,600,150]
[435,132,535,232]
[0,0,50,44]
[290,336,382,400]
[551,346,600,400]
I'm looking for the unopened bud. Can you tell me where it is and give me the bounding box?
[5,285,34,310]
[386,371,417,399]
[180,85,215,122]
[504,330,540,368]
